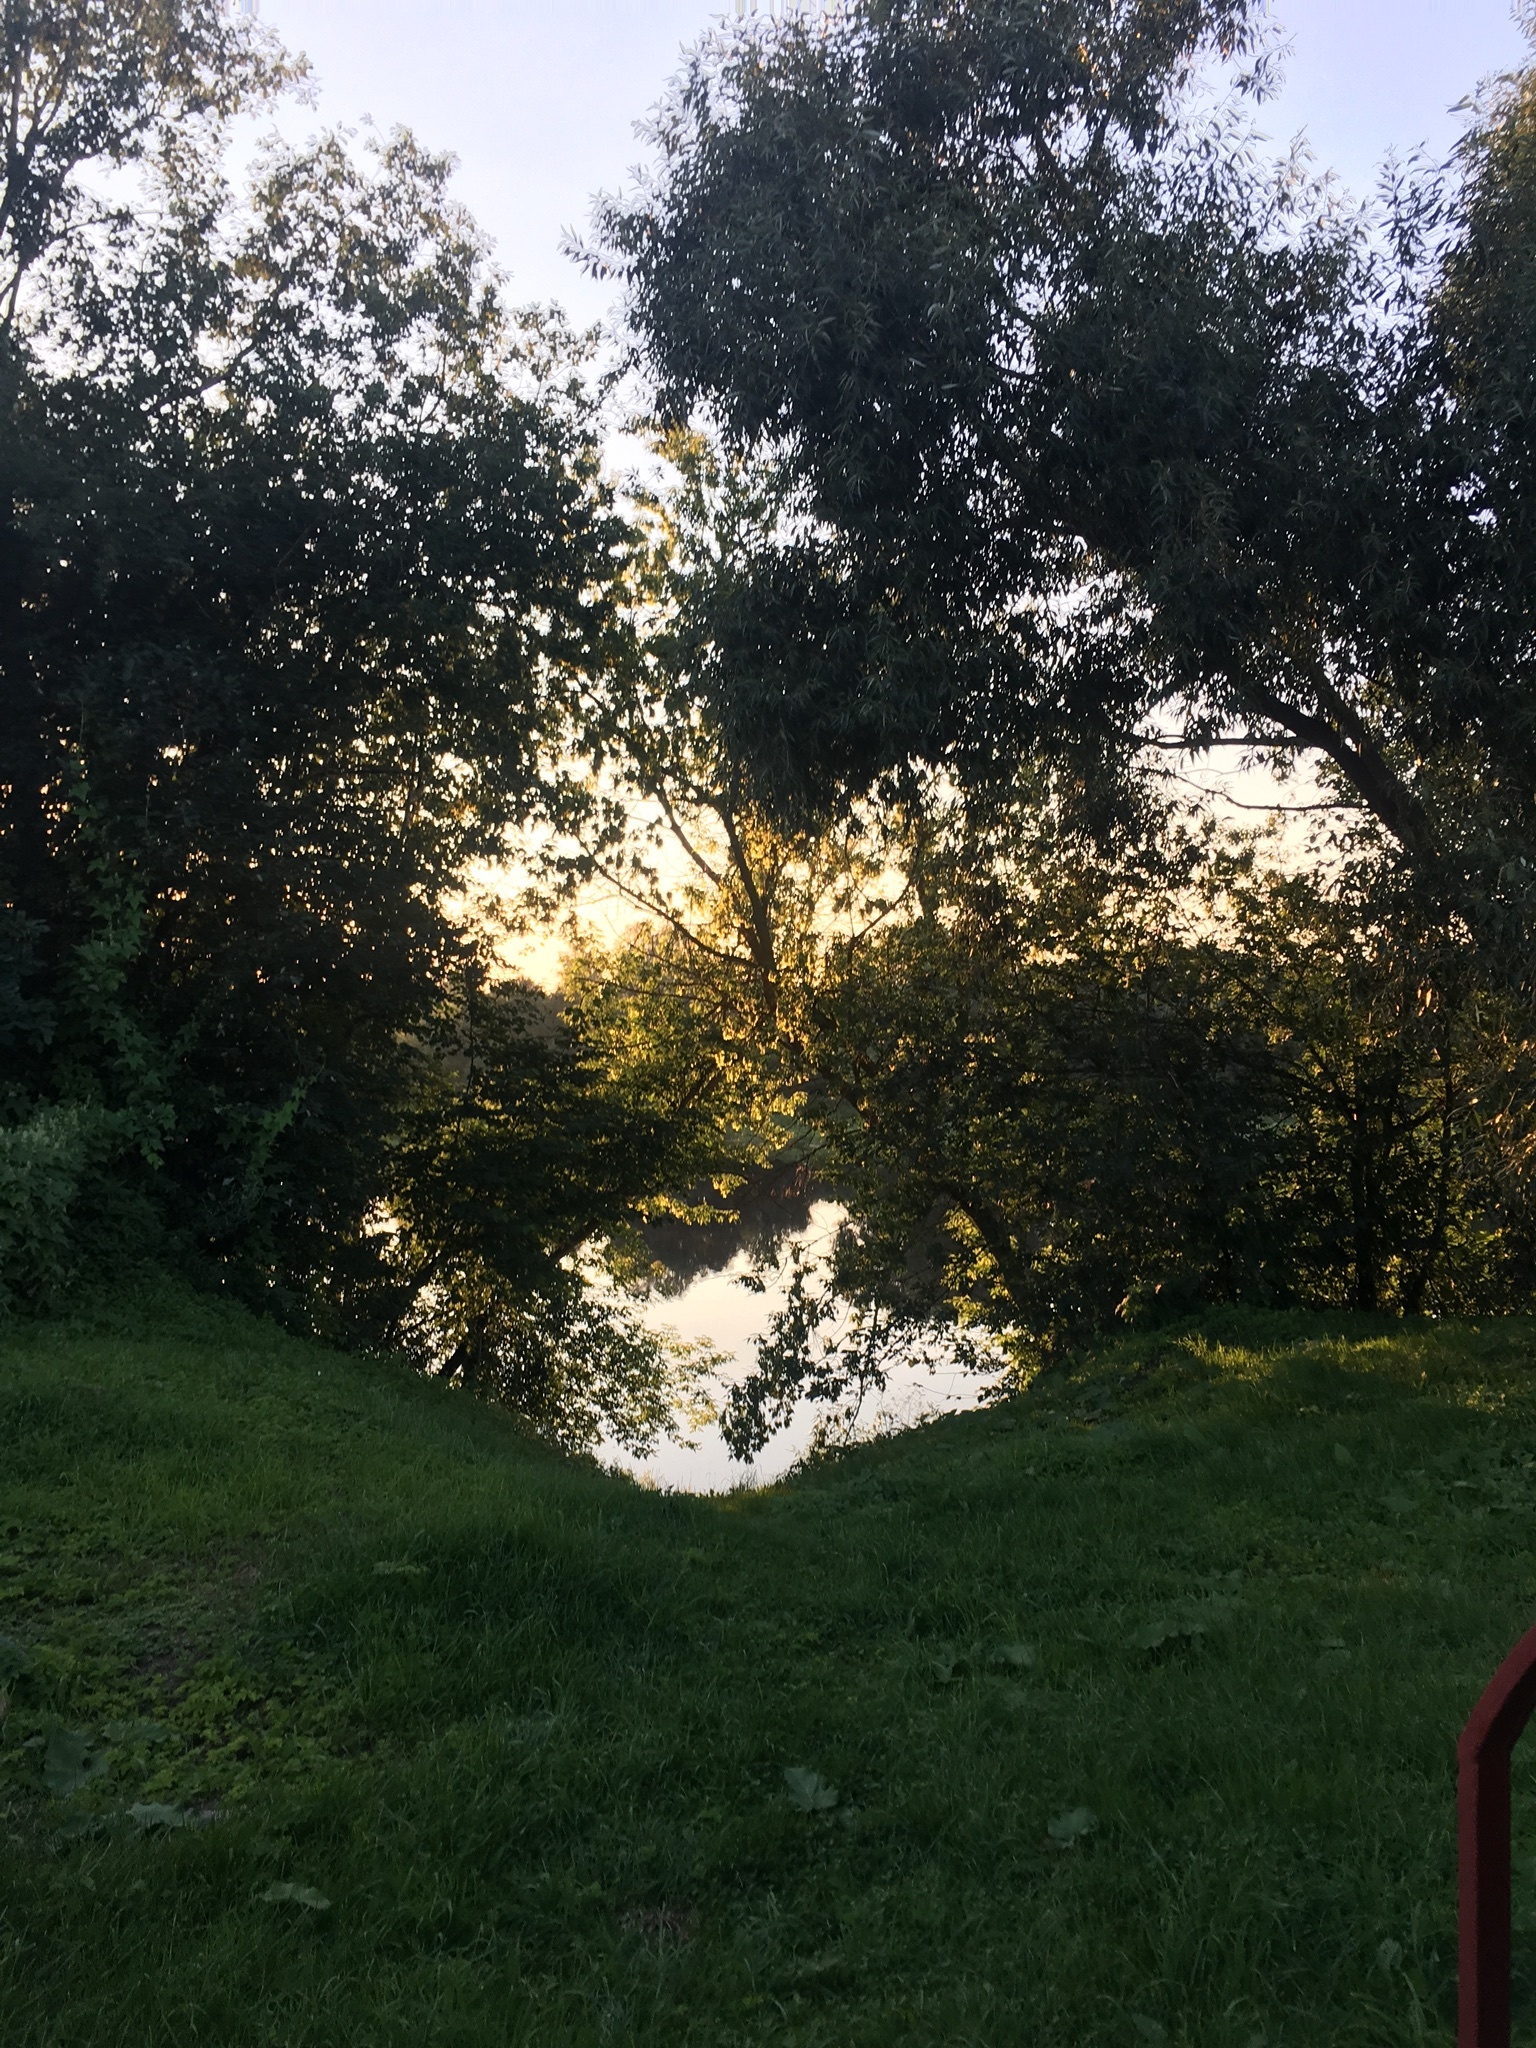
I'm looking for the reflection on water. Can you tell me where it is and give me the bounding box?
[602,1188,1005,1493]
[627,1171,820,1296]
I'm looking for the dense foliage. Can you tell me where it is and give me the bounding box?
[595,0,1536,933]
[556,738,1536,1449]
[7,2,1536,1458]
[0,3,704,1444]
[569,0,1536,1443]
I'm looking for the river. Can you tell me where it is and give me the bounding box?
[600,1190,1007,1492]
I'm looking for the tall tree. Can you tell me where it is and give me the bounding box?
[595,1,1536,929]
[0,5,647,1366]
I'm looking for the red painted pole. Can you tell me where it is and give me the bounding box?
[1459,1621,1536,2046]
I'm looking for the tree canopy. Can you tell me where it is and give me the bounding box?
[0,2,712,1442]
[595,0,1536,931]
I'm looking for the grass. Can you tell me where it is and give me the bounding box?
[4,1290,1536,2044]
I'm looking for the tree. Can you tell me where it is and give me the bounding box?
[0,0,292,330]
[595,1,1536,931]
[0,5,682,1442]
[529,432,917,1220]
[709,815,1536,1452]
[349,961,717,1453]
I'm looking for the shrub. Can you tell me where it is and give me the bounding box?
[0,1104,113,1321]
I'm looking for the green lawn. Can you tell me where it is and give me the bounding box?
[4,1290,1536,2044]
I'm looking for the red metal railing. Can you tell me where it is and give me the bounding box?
[1460,1622,1536,2046]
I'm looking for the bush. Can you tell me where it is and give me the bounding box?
[0,1104,114,1321]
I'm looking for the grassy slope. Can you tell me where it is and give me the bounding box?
[4,1297,1536,2045]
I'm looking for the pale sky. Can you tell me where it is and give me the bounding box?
[257,0,1530,327]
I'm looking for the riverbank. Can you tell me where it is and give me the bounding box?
[3,1290,1534,2043]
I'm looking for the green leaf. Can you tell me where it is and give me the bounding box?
[1377,1937,1405,1972]
[0,1634,27,1686]
[783,1766,838,1812]
[260,1882,331,1910]
[53,1814,108,1842]
[1131,2017,1167,2043]
[1048,1805,1097,1844]
[1333,1443,1354,1468]
[372,1561,427,1580]
[43,1728,104,1798]
[989,1642,1037,1670]
[104,1720,173,1746]
[128,1802,190,1829]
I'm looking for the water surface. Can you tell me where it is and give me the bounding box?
[603,1193,1005,1492]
